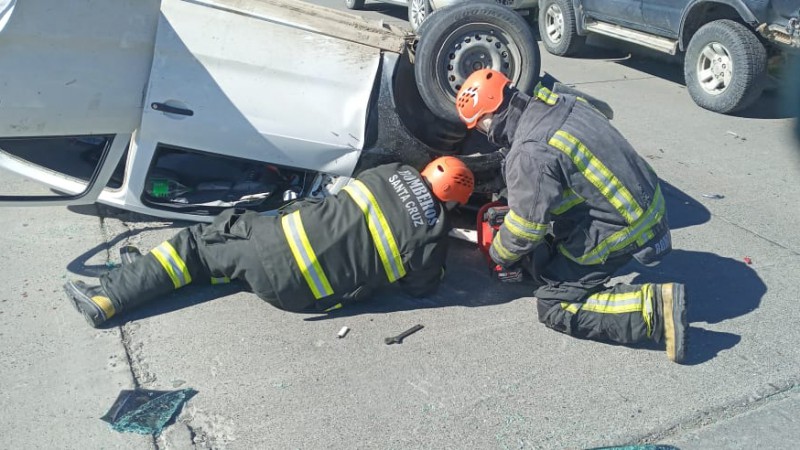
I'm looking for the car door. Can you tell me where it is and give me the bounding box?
[124,0,382,215]
[641,0,689,38]
[581,0,644,29]
[0,0,159,205]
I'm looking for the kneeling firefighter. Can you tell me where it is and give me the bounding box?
[64,158,475,327]
[457,69,688,363]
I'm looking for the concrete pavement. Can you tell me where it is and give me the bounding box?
[2,2,799,449]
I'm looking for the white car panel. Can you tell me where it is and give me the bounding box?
[0,0,159,137]
[0,0,158,206]
[137,0,381,176]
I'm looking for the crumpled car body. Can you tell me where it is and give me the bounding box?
[0,0,539,221]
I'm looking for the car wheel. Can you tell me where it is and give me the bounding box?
[538,0,584,56]
[408,0,431,33]
[414,2,541,124]
[684,19,767,114]
[345,0,365,10]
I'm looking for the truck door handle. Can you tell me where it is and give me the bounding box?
[151,102,194,116]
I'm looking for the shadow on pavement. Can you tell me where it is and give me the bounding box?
[617,248,765,365]
[106,282,246,328]
[67,203,195,226]
[661,181,710,230]
[359,2,406,21]
[65,204,191,277]
[305,238,533,320]
[630,249,765,325]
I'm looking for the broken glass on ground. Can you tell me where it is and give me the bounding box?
[101,388,197,435]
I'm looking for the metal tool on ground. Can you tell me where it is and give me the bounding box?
[385,324,424,345]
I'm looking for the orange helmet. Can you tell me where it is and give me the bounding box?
[456,69,511,129]
[421,156,475,205]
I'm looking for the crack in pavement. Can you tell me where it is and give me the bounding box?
[636,377,800,444]
[714,214,800,257]
[97,211,159,449]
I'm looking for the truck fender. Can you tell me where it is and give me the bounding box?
[679,0,761,50]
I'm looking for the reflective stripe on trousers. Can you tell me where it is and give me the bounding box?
[560,283,655,337]
[151,241,192,288]
[281,211,334,300]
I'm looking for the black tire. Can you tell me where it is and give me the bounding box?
[408,0,431,33]
[538,0,585,56]
[344,0,365,10]
[684,19,767,114]
[414,2,541,123]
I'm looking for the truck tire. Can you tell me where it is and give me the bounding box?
[684,19,767,114]
[345,0,365,10]
[414,2,541,124]
[538,0,585,56]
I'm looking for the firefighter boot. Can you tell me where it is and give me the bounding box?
[120,245,142,266]
[63,280,118,328]
[654,283,688,364]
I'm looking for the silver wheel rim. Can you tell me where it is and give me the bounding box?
[410,0,427,30]
[696,42,733,95]
[435,23,522,98]
[545,4,565,44]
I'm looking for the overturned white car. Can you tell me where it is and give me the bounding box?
[0,0,540,221]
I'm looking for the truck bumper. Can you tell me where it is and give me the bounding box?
[758,18,800,49]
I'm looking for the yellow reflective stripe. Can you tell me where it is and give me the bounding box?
[505,210,547,242]
[324,303,343,312]
[642,283,654,337]
[91,296,116,318]
[211,276,230,285]
[583,290,645,314]
[550,188,585,215]
[560,302,581,314]
[343,180,406,283]
[550,131,643,224]
[533,83,559,105]
[637,229,655,246]
[492,233,518,261]
[151,242,192,288]
[281,211,334,299]
[559,184,665,265]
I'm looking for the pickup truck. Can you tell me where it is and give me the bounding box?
[537,0,800,113]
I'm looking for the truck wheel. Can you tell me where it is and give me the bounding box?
[414,2,541,124]
[345,0,365,10]
[408,0,431,33]
[684,19,767,114]
[538,0,584,56]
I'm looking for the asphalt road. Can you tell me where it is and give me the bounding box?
[2,2,800,449]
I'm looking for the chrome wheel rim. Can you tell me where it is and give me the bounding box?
[545,4,565,44]
[696,42,733,95]
[410,0,427,30]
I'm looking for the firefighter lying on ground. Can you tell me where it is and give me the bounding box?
[64,157,475,327]
[456,69,688,363]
